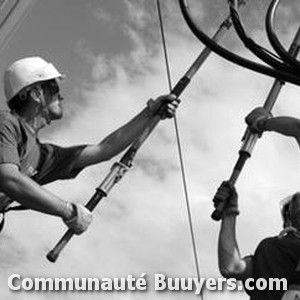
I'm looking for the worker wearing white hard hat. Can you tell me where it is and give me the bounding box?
[4,56,64,102]
[0,56,180,236]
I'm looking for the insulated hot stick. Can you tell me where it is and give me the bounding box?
[46,1,248,263]
[211,26,300,221]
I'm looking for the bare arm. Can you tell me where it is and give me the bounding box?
[74,94,179,168]
[0,163,73,219]
[246,108,300,144]
[218,215,253,280]
[75,106,154,167]
[214,181,253,280]
[262,116,300,142]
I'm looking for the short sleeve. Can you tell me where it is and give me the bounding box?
[244,236,300,299]
[0,113,21,166]
[32,143,87,185]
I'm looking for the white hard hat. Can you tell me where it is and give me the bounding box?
[3,56,65,102]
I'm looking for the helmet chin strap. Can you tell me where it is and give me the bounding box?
[26,85,51,131]
[34,85,51,125]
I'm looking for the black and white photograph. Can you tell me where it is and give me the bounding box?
[0,1,299,300]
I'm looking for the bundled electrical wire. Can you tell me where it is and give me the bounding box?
[266,0,300,70]
[179,0,300,86]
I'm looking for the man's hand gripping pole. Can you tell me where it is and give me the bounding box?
[211,26,300,221]
[46,1,247,263]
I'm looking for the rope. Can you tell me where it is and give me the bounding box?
[156,1,204,298]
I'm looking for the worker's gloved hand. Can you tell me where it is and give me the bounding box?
[212,181,239,219]
[147,94,180,119]
[63,204,92,235]
[245,107,272,134]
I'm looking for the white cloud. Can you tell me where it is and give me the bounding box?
[93,6,114,24]
[1,1,300,300]
[124,0,152,29]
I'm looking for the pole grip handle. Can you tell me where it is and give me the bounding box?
[46,229,74,263]
[211,205,223,221]
[211,152,249,221]
[46,190,106,263]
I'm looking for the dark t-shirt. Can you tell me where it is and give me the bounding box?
[0,110,86,211]
[245,235,300,300]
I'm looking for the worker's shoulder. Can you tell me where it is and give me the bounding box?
[257,236,277,247]
[0,109,17,120]
[0,110,21,130]
[258,235,300,252]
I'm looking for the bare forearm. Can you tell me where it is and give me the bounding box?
[75,94,179,168]
[77,106,156,166]
[99,106,154,158]
[218,216,245,278]
[262,116,300,138]
[1,171,71,218]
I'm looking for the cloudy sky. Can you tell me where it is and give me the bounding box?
[0,0,300,299]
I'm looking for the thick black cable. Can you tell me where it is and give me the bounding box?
[156,1,203,298]
[228,0,300,75]
[266,0,300,71]
[179,0,300,86]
